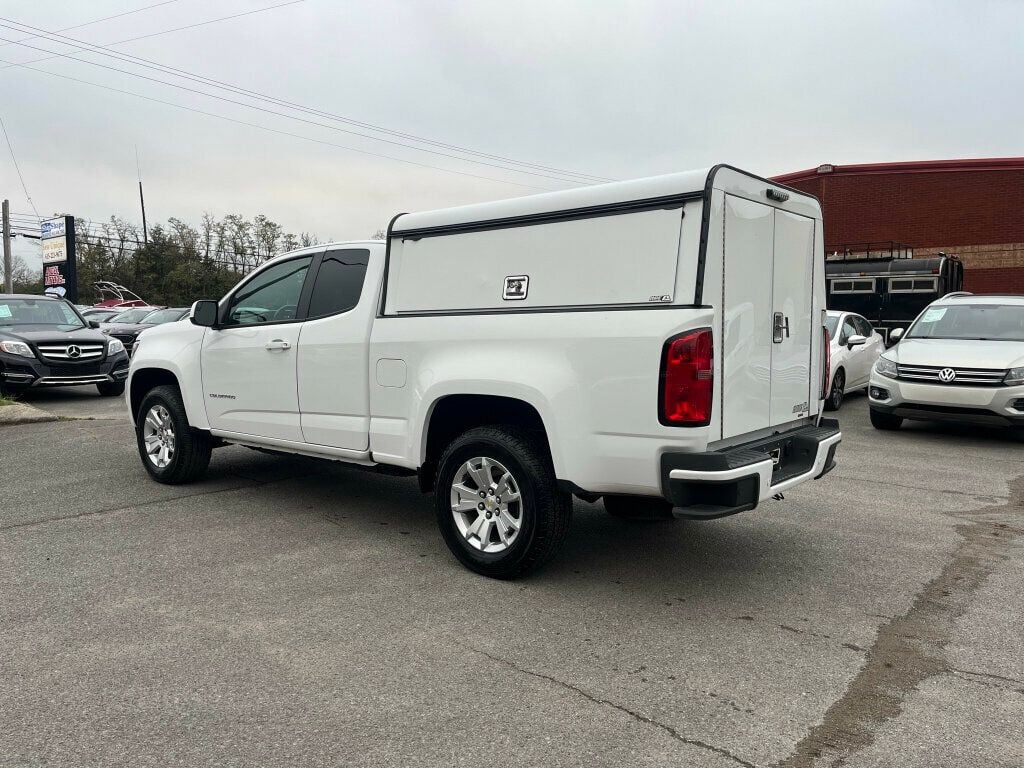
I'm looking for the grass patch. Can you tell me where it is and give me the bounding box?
[0,396,16,407]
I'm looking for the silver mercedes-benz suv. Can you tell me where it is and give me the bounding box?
[868,293,1024,433]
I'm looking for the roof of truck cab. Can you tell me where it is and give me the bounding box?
[391,166,819,235]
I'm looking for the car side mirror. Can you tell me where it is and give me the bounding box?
[88,320,100,329]
[889,328,904,344]
[846,334,867,349]
[190,300,219,328]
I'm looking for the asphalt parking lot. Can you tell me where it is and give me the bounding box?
[2,390,1021,767]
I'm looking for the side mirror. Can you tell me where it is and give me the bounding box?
[190,300,219,328]
[88,320,100,329]
[889,328,904,344]
[847,334,867,349]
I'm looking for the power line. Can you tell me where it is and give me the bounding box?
[0,1,304,67]
[0,15,610,185]
[0,0,183,48]
[0,113,40,217]
[0,56,559,191]
[0,26,595,187]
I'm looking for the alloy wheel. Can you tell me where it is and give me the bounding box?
[450,457,523,553]
[142,404,176,469]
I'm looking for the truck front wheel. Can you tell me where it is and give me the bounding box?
[135,385,212,484]
[435,426,572,579]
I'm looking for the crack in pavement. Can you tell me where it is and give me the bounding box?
[773,475,1024,768]
[946,667,1024,694]
[470,646,756,768]
[833,474,1006,502]
[0,472,312,534]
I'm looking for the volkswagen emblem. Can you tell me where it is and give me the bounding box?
[67,345,81,359]
[938,367,956,383]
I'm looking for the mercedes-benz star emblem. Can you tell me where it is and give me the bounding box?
[938,367,956,383]
[67,345,81,359]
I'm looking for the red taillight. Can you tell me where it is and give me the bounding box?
[820,326,831,400]
[660,328,713,426]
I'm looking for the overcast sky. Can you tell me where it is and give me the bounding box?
[2,0,1023,268]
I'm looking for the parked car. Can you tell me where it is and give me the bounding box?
[81,307,125,322]
[101,307,189,356]
[823,310,885,409]
[869,293,1024,433]
[101,306,161,327]
[0,294,130,397]
[128,165,840,578]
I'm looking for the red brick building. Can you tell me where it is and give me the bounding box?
[772,158,1024,294]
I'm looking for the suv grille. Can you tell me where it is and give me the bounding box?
[36,342,105,361]
[896,364,1007,386]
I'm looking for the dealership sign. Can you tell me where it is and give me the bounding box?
[41,215,78,302]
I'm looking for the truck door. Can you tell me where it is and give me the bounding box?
[296,248,374,451]
[722,197,815,438]
[769,210,814,425]
[201,254,315,441]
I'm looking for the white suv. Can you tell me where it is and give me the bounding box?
[868,294,1024,433]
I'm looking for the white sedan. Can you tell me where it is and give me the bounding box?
[824,310,885,410]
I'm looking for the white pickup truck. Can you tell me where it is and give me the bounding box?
[127,165,840,578]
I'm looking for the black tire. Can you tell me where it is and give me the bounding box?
[135,384,212,484]
[434,426,572,579]
[604,495,675,520]
[97,380,126,397]
[824,368,845,411]
[0,383,26,399]
[870,408,903,431]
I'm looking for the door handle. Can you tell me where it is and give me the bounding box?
[773,313,790,343]
[264,339,291,351]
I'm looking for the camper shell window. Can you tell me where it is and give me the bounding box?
[889,277,937,294]
[830,278,875,294]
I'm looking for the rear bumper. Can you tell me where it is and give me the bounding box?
[660,419,841,518]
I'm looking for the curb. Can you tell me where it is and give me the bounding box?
[0,402,60,426]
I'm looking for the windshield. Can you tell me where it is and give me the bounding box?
[0,298,86,330]
[108,308,155,324]
[907,303,1024,341]
[825,314,840,337]
[140,308,186,324]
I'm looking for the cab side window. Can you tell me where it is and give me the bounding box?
[840,318,857,343]
[225,255,313,326]
[854,316,874,337]
[306,249,370,318]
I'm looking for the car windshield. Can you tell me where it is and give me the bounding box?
[141,309,185,324]
[0,298,85,330]
[108,308,154,324]
[85,310,119,320]
[825,314,840,337]
[907,303,1024,341]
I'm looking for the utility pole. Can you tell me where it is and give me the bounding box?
[2,199,12,293]
[136,146,148,245]
[139,181,148,244]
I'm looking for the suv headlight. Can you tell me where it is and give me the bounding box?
[1006,367,1024,386]
[107,338,126,355]
[0,340,34,358]
[874,356,898,379]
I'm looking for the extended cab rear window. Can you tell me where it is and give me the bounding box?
[307,249,369,318]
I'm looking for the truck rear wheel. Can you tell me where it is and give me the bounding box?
[435,426,572,579]
[135,385,212,484]
[604,495,675,520]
